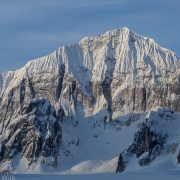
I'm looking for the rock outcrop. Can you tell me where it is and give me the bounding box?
[0,98,62,173]
[116,108,180,173]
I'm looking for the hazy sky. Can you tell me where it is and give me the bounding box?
[0,0,180,73]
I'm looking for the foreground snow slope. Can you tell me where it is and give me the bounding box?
[12,172,180,180]
[0,27,180,173]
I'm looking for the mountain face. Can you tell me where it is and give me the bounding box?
[0,27,180,173]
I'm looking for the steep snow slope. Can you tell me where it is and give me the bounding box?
[0,27,180,173]
[0,71,14,98]
[2,27,180,114]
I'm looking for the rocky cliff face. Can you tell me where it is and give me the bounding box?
[116,108,180,173]
[0,27,180,173]
[0,98,61,173]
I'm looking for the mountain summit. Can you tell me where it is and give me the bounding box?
[0,27,180,173]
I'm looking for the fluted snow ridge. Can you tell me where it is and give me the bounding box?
[1,27,180,100]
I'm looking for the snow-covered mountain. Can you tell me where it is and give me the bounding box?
[0,27,180,174]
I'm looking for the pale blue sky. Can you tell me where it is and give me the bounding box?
[0,0,180,73]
